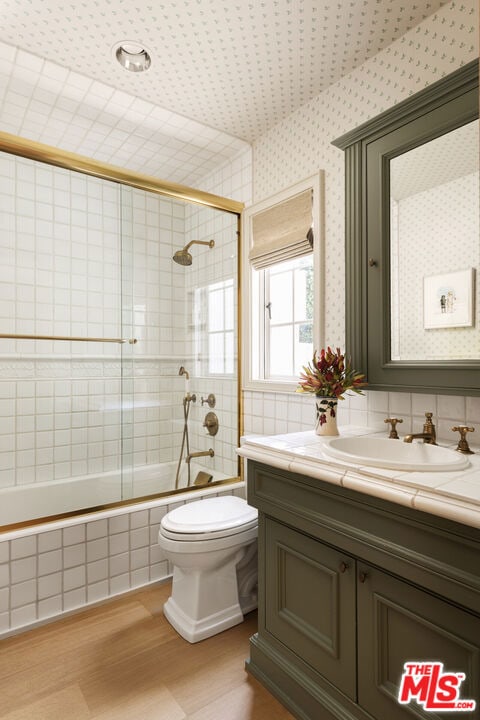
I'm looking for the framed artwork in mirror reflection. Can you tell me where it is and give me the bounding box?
[423,268,475,329]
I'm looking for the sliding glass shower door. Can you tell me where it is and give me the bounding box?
[0,147,240,528]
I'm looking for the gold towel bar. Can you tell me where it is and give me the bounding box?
[0,333,137,344]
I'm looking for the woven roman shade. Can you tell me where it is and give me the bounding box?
[249,188,313,269]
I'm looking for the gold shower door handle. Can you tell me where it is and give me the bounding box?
[0,333,138,344]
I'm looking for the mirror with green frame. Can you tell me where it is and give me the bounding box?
[333,60,479,396]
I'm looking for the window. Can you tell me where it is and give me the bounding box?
[243,174,323,391]
[194,279,234,375]
[261,255,313,379]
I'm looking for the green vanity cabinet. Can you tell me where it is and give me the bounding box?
[246,460,480,720]
[357,565,480,720]
[265,518,357,699]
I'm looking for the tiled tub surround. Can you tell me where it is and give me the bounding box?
[238,429,480,529]
[0,481,246,637]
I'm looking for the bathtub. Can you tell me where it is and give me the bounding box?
[0,461,231,527]
[0,468,244,638]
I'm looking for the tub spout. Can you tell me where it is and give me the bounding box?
[185,449,214,464]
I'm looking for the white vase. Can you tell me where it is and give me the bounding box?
[315,397,339,436]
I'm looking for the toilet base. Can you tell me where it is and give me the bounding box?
[163,595,245,644]
[162,538,258,643]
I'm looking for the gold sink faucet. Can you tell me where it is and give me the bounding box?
[403,412,437,445]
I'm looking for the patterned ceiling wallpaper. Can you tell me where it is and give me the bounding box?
[252,0,479,350]
[0,0,449,142]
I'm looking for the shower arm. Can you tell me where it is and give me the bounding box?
[183,239,214,252]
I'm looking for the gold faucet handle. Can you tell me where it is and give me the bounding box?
[451,426,475,455]
[384,417,403,439]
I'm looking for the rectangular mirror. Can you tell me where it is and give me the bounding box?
[333,60,479,396]
[390,120,479,362]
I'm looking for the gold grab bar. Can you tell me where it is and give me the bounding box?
[0,333,137,344]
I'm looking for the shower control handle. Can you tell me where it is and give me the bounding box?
[201,393,216,408]
[203,412,219,436]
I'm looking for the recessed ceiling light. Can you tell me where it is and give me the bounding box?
[114,41,151,73]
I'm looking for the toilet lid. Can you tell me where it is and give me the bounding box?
[161,496,258,536]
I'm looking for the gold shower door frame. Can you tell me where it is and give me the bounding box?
[0,131,244,532]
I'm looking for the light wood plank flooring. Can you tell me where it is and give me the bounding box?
[0,582,295,720]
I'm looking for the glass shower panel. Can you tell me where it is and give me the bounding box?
[124,186,240,495]
[186,204,239,482]
[0,152,126,525]
[0,146,239,528]
[119,186,135,501]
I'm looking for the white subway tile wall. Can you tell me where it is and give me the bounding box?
[242,390,478,445]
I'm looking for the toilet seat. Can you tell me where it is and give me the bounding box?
[160,496,258,541]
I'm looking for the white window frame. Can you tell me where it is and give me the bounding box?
[242,173,324,393]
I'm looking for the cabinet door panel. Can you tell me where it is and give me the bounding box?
[358,565,480,720]
[265,518,356,699]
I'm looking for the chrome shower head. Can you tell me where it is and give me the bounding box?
[172,239,214,266]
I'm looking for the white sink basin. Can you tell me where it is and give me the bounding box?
[323,436,469,472]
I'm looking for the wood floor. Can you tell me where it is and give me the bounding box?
[0,582,295,720]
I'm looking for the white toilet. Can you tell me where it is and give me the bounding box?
[158,495,258,643]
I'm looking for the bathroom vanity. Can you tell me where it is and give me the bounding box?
[238,430,480,720]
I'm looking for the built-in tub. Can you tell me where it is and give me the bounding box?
[0,470,244,638]
[0,462,232,527]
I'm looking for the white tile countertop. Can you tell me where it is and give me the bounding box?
[237,426,480,529]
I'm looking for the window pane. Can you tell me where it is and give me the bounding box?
[225,331,234,373]
[295,322,313,372]
[224,283,234,331]
[269,325,293,376]
[294,263,313,322]
[269,270,292,324]
[259,253,314,382]
[208,289,224,331]
[209,333,223,373]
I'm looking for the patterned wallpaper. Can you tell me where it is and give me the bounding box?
[0,0,449,142]
[252,0,479,349]
[241,0,479,444]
